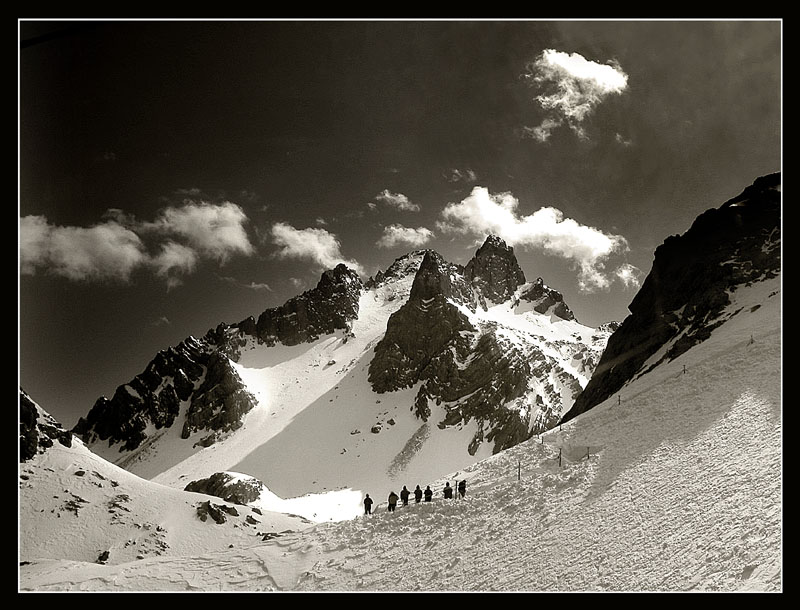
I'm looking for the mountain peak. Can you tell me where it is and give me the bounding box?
[465,235,526,304]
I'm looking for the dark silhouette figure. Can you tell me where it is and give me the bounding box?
[400,486,410,506]
[443,482,453,499]
[364,494,373,515]
[388,491,399,512]
[458,480,466,498]
[424,485,433,502]
[414,485,423,503]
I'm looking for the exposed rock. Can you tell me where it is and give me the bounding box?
[19,389,72,462]
[465,235,527,304]
[184,472,264,505]
[562,172,781,424]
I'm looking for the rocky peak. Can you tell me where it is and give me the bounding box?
[561,172,781,424]
[465,235,527,304]
[20,389,73,462]
[518,277,576,322]
[409,250,472,306]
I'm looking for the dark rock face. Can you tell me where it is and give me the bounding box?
[368,240,584,454]
[464,235,527,304]
[518,277,576,321]
[184,472,264,505]
[72,265,363,455]
[369,251,476,395]
[73,336,257,453]
[561,172,781,424]
[20,389,72,462]
[216,264,363,356]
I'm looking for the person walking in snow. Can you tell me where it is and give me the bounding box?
[388,491,399,512]
[414,485,423,503]
[364,494,373,515]
[443,482,453,499]
[458,480,466,499]
[424,485,433,502]
[400,486,410,506]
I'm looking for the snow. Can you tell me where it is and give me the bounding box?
[18,275,782,592]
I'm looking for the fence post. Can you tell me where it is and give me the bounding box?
[518,461,521,481]
[558,448,562,467]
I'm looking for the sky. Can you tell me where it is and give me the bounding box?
[18,19,782,429]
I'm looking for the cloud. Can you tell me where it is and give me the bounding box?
[144,200,254,263]
[437,186,630,292]
[270,222,364,276]
[523,49,628,141]
[19,215,148,282]
[372,189,420,212]
[444,168,478,183]
[20,200,255,285]
[150,241,199,289]
[376,224,435,249]
[614,262,644,290]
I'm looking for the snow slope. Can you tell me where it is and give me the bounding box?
[116,265,607,524]
[19,274,781,592]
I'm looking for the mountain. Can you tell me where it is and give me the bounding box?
[70,236,611,501]
[561,172,781,424]
[19,172,782,591]
[18,250,781,591]
[20,389,310,569]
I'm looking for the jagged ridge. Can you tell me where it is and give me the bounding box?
[561,172,781,424]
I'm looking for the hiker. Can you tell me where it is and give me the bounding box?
[424,485,433,502]
[388,491,399,512]
[364,494,373,515]
[443,482,453,499]
[458,480,466,498]
[414,485,423,503]
[400,486,410,506]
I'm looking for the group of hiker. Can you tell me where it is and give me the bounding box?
[363,480,467,515]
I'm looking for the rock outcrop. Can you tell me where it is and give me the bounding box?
[561,172,781,424]
[20,389,72,462]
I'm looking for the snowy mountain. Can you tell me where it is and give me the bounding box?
[18,173,782,591]
[69,236,611,507]
[18,266,781,591]
[562,172,781,424]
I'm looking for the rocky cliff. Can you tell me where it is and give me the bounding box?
[561,172,781,423]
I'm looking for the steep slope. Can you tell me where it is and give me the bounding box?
[68,237,608,517]
[19,271,781,592]
[562,172,781,424]
[19,390,310,569]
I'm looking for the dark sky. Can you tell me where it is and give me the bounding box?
[18,19,781,428]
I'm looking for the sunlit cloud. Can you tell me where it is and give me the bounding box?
[614,262,644,289]
[19,215,148,282]
[20,200,256,285]
[372,189,420,212]
[144,200,254,263]
[437,186,630,292]
[376,224,434,249]
[270,222,365,276]
[522,49,629,141]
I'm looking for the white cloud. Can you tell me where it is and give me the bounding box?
[19,215,148,282]
[376,224,435,249]
[437,186,630,292]
[145,201,254,263]
[615,262,644,289]
[270,222,364,276]
[20,200,256,285]
[523,49,629,141]
[444,168,478,183]
[150,241,199,288]
[373,189,420,212]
